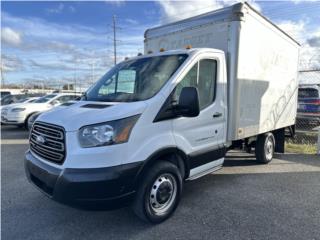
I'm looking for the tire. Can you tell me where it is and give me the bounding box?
[24,115,31,130]
[255,132,275,164]
[132,161,183,223]
[25,113,38,130]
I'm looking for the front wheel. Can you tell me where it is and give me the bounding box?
[255,132,275,164]
[132,161,182,223]
[25,114,33,130]
[25,113,38,130]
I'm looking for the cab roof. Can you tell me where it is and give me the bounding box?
[124,48,224,62]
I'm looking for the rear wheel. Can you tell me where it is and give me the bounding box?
[255,132,275,164]
[132,161,182,223]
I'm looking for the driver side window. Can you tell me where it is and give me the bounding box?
[174,64,198,101]
[174,59,217,110]
[53,96,70,104]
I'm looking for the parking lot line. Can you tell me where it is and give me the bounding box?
[1,139,29,145]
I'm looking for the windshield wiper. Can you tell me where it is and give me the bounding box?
[86,94,142,103]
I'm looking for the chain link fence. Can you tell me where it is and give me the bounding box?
[285,70,320,155]
[286,119,319,154]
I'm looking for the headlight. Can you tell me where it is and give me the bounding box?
[11,108,26,112]
[78,115,140,148]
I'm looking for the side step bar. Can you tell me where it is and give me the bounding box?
[187,165,222,181]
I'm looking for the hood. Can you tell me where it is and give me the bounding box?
[2,103,38,110]
[3,102,38,109]
[2,103,24,110]
[37,101,148,131]
[2,103,20,109]
[13,102,49,110]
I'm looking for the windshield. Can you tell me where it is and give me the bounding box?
[86,54,188,102]
[28,98,38,103]
[0,92,11,99]
[0,95,11,105]
[34,94,57,103]
[17,98,30,103]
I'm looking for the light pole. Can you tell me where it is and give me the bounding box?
[113,15,117,65]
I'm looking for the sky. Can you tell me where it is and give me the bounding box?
[1,0,320,89]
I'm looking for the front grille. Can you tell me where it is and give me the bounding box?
[30,122,66,164]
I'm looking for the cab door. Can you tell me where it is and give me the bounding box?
[172,53,227,178]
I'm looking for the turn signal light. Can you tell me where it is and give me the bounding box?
[159,48,165,52]
[185,45,192,49]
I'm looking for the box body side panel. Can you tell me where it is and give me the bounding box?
[232,9,299,140]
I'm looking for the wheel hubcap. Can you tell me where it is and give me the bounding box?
[265,136,274,160]
[149,174,177,215]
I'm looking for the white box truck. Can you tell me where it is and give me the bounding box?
[25,2,299,223]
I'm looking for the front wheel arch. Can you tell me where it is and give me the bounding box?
[134,148,189,188]
[24,112,39,130]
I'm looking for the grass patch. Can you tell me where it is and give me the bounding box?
[285,142,317,154]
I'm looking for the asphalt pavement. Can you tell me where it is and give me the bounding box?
[1,125,320,240]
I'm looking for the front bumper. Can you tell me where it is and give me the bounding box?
[25,150,143,209]
[1,113,25,125]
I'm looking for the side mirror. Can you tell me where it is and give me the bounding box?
[176,87,200,117]
[51,100,60,106]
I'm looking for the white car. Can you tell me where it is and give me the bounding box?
[1,93,80,129]
[0,97,39,112]
[26,100,79,130]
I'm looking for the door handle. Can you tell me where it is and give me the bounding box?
[213,112,222,118]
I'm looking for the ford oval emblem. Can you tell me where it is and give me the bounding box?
[36,135,45,144]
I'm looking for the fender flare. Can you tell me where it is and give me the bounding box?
[133,147,190,188]
[25,111,39,123]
